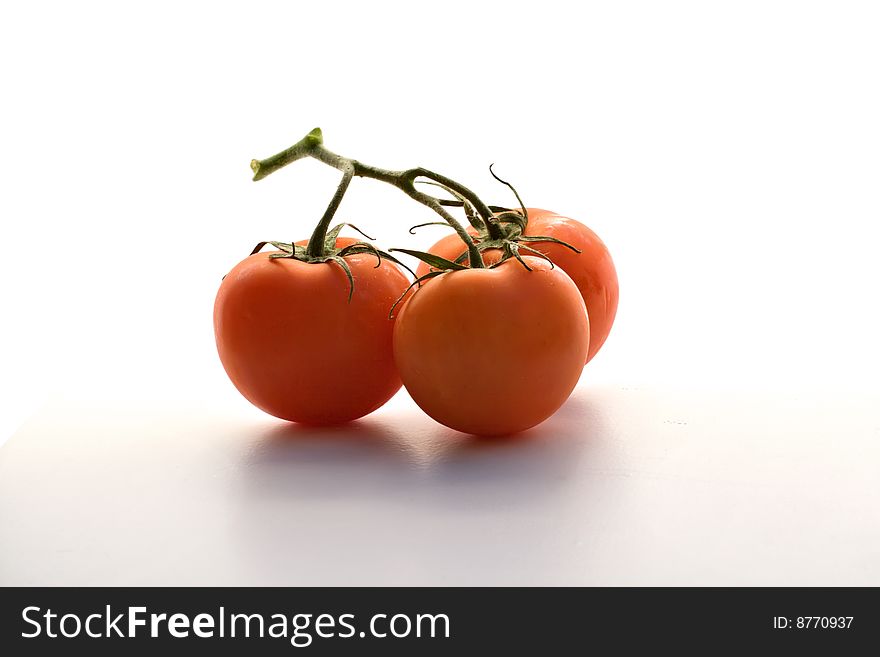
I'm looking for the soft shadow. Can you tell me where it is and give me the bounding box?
[239,417,424,498]
[415,392,612,507]
[227,387,622,585]
[247,419,417,466]
[236,388,613,503]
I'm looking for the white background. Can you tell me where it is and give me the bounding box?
[1,1,879,585]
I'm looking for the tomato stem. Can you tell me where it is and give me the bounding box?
[305,164,354,258]
[251,128,506,268]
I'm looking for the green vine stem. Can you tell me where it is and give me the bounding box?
[306,163,354,258]
[251,128,501,268]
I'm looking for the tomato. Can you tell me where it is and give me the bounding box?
[393,256,589,436]
[416,209,618,364]
[214,238,409,424]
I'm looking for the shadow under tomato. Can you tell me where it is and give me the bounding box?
[233,388,614,509]
[248,418,417,463]
[227,386,624,585]
[415,393,610,501]
[238,416,421,497]
[239,390,612,493]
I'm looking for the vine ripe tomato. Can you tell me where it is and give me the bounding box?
[214,238,410,424]
[416,208,618,364]
[393,256,589,436]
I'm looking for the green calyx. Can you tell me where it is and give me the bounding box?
[454,214,582,269]
[406,165,582,273]
[250,222,410,303]
[384,170,583,316]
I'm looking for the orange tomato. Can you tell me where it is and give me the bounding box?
[416,209,618,364]
[393,256,589,436]
[214,240,409,424]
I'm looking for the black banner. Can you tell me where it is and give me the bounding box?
[0,587,874,653]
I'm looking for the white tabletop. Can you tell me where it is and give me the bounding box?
[2,383,877,586]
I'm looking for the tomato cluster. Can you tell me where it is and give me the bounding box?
[214,130,618,437]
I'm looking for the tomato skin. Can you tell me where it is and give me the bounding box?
[416,209,618,364]
[214,243,409,424]
[393,257,589,436]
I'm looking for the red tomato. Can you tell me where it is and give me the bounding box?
[416,209,618,364]
[393,256,589,436]
[214,239,409,424]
